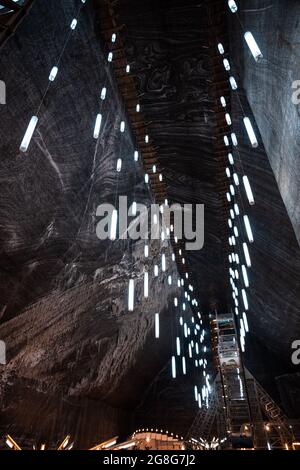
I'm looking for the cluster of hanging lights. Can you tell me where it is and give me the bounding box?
[217,0,263,352]
[19,0,210,411]
[20,0,87,153]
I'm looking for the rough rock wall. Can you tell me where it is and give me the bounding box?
[228,0,300,246]
[0,0,185,446]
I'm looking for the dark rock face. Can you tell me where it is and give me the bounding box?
[228,0,300,246]
[0,0,186,447]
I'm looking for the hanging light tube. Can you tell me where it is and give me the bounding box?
[116,158,122,172]
[120,121,125,133]
[144,272,149,298]
[70,19,78,30]
[134,150,139,161]
[144,244,149,258]
[182,356,186,375]
[49,66,58,81]
[225,113,232,126]
[243,215,254,243]
[172,356,176,378]
[111,33,117,43]
[101,87,107,100]
[108,52,113,62]
[231,132,238,146]
[228,0,238,12]
[220,96,226,107]
[243,176,255,205]
[93,113,102,139]
[242,265,249,287]
[154,265,159,277]
[243,117,258,147]
[218,43,225,54]
[242,289,249,310]
[128,279,134,311]
[243,242,251,267]
[162,254,166,272]
[244,31,263,62]
[229,76,238,90]
[233,173,239,185]
[194,385,198,402]
[155,313,160,338]
[126,64,130,73]
[20,115,38,152]
[228,153,234,165]
[223,58,231,71]
[110,209,118,240]
[176,337,181,356]
[243,312,249,333]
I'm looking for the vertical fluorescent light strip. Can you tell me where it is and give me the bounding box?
[228,0,238,12]
[108,52,113,62]
[244,31,263,62]
[223,58,231,71]
[20,116,38,152]
[243,242,251,267]
[218,43,225,54]
[231,133,238,146]
[49,66,58,81]
[198,393,202,409]
[176,337,181,356]
[144,244,149,258]
[134,150,139,161]
[229,76,238,90]
[182,357,186,375]
[154,265,159,277]
[144,272,149,298]
[116,158,122,172]
[93,113,102,139]
[243,312,249,332]
[243,215,254,243]
[171,356,176,378]
[242,289,249,310]
[70,18,77,30]
[101,87,107,100]
[194,385,198,402]
[120,121,125,133]
[111,33,116,43]
[161,254,166,272]
[128,279,134,311]
[110,209,118,240]
[242,265,249,287]
[155,313,160,338]
[243,176,255,205]
[243,117,258,147]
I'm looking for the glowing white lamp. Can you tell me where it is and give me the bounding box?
[242,265,249,287]
[223,59,230,71]
[172,356,176,378]
[244,31,263,62]
[243,117,258,147]
[218,43,225,54]
[120,121,125,133]
[70,19,77,30]
[101,87,107,100]
[128,279,134,311]
[229,76,238,90]
[242,289,249,310]
[243,176,255,205]
[182,357,186,375]
[155,313,160,338]
[93,113,102,139]
[116,158,122,172]
[243,215,254,243]
[243,242,251,267]
[110,209,118,240]
[144,272,149,298]
[20,115,38,152]
[176,337,181,356]
[228,0,238,13]
[134,150,139,161]
[49,66,58,81]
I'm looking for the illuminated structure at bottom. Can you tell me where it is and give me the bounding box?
[186,313,295,450]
